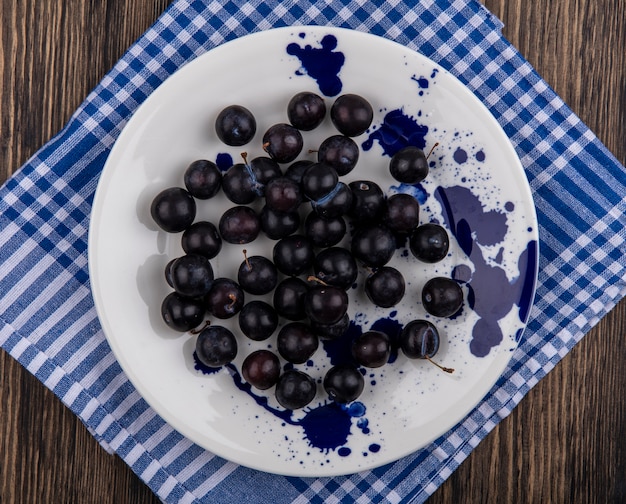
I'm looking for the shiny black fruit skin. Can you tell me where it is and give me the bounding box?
[169,254,214,298]
[384,193,420,234]
[237,254,277,295]
[348,180,385,224]
[181,221,222,259]
[364,266,405,308]
[400,320,440,359]
[215,105,256,146]
[323,365,364,403]
[311,181,353,219]
[260,206,300,240]
[242,350,281,390]
[317,135,359,176]
[273,277,309,321]
[161,292,205,332]
[272,235,315,276]
[262,123,304,163]
[409,223,450,263]
[150,187,196,233]
[276,322,319,364]
[421,277,464,318]
[352,330,391,368]
[195,325,238,368]
[313,247,358,290]
[184,159,222,199]
[301,163,339,201]
[287,91,326,131]
[218,206,260,244]
[275,369,317,410]
[304,284,349,325]
[330,94,374,137]
[238,300,278,341]
[205,278,244,319]
[304,213,346,248]
[389,146,429,184]
[310,313,350,340]
[350,224,396,268]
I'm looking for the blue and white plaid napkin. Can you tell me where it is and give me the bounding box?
[1,1,625,502]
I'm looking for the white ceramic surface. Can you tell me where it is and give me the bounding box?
[89,26,539,477]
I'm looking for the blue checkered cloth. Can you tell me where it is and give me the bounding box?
[1,0,625,502]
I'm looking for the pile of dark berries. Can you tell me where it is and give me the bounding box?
[150,91,463,411]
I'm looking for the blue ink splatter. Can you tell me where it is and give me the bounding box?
[369,443,381,453]
[435,186,537,356]
[390,182,429,205]
[193,352,222,375]
[362,109,428,156]
[475,150,486,162]
[286,34,345,96]
[453,147,468,164]
[411,75,430,95]
[299,402,353,451]
[215,152,233,172]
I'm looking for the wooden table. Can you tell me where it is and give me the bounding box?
[1,1,624,502]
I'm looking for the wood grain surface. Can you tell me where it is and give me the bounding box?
[1,1,624,503]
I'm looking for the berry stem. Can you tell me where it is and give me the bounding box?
[190,320,211,334]
[426,142,439,160]
[425,355,455,374]
[242,249,251,270]
[307,275,328,287]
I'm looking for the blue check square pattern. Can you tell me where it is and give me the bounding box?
[1,1,625,503]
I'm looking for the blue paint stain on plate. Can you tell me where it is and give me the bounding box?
[362,109,429,155]
[286,34,345,96]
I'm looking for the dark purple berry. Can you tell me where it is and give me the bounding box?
[150,187,196,233]
[323,365,364,403]
[287,91,326,131]
[273,277,309,321]
[195,325,238,367]
[317,135,359,176]
[277,322,319,364]
[184,160,222,199]
[275,369,316,410]
[389,146,428,184]
[242,350,281,390]
[364,266,405,308]
[410,223,450,263]
[205,278,244,319]
[262,123,303,163]
[169,254,214,297]
[352,330,391,368]
[330,94,373,137]
[181,221,222,259]
[218,206,260,244]
[350,224,396,267]
[421,277,463,318]
[400,320,439,359]
[161,292,205,332]
[384,193,420,234]
[215,105,256,146]
[238,300,278,341]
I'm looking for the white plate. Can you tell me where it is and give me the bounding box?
[89,26,539,477]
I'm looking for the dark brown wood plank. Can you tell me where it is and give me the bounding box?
[0,1,624,503]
